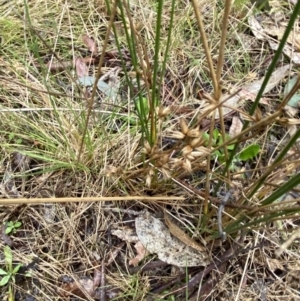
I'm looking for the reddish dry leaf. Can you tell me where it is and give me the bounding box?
[93,268,102,288]
[75,57,89,78]
[81,57,96,64]
[229,116,243,137]
[59,269,102,298]
[83,35,98,55]
[129,241,149,267]
[59,278,95,298]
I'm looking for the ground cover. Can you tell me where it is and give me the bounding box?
[1,0,300,300]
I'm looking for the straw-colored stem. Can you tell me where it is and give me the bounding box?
[191,0,218,95]
[0,196,184,205]
[77,0,118,163]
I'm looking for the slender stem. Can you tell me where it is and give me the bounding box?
[216,0,232,181]
[0,196,184,205]
[216,0,231,95]
[191,0,218,95]
[77,0,118,163]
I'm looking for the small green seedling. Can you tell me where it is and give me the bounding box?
[5,221,22,235]
[203,129,260,171]
[203,129,235,160]
[0,246,23,301]
[8,133,22,145]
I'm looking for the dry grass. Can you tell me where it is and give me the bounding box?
[1,0,300,300]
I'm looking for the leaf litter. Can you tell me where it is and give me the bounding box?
[248,13,300,64]
[113,210,209,267]
[209,64,291,118]
[2,0,300,294]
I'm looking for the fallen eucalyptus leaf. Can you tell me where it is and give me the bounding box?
[283,75,300,108]
[82,35,98,55]
[135,211,209,267]
[77,76,118,99]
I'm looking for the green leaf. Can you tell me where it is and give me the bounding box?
[202,132,209,146]
[14,221,22,228]
[239,144,260,161]
[213,129,219,141]
[8,133,14,141]
[12,263,22,275]
[5,227,12,234]
[225,134,235,150]
[227,143,235,151]
[214,150,223,158]
[0,274,11,286]
[4,246,12,268]
[0,269,8,276]
[136,97,149,116]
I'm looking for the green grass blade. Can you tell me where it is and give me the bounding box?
[214,0,300,195]
[246,127,300,201]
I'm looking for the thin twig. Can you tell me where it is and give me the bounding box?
[215,0,232,176]
[217,189,234,241]
[100,260,106,301]
[190,0,218,94]
[0,196,184,205]
[216,0,231,90]
[77,0,118,163]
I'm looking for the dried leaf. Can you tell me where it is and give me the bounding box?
[135,211,210,267]
[266,258,285,272]
[75,57,89,78]
[1,152,31,198]
[59,278,94,297]
[164,212,206,253]
[105,242,125,266]
[248,15,265,40]
[0,225,13,247]
[111,227,138,243]
[111,227,147,267]
[129,241,149,267]
[43,203,56,224]
[212,64,290,118]
[229,116,243,137]
[283,75,300,108]
[249,15,300,64]
[46,60,73,71]
[59,272,100,298]
[268,40,300,65]
[82,35,98,55]
[93,268,102,288]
